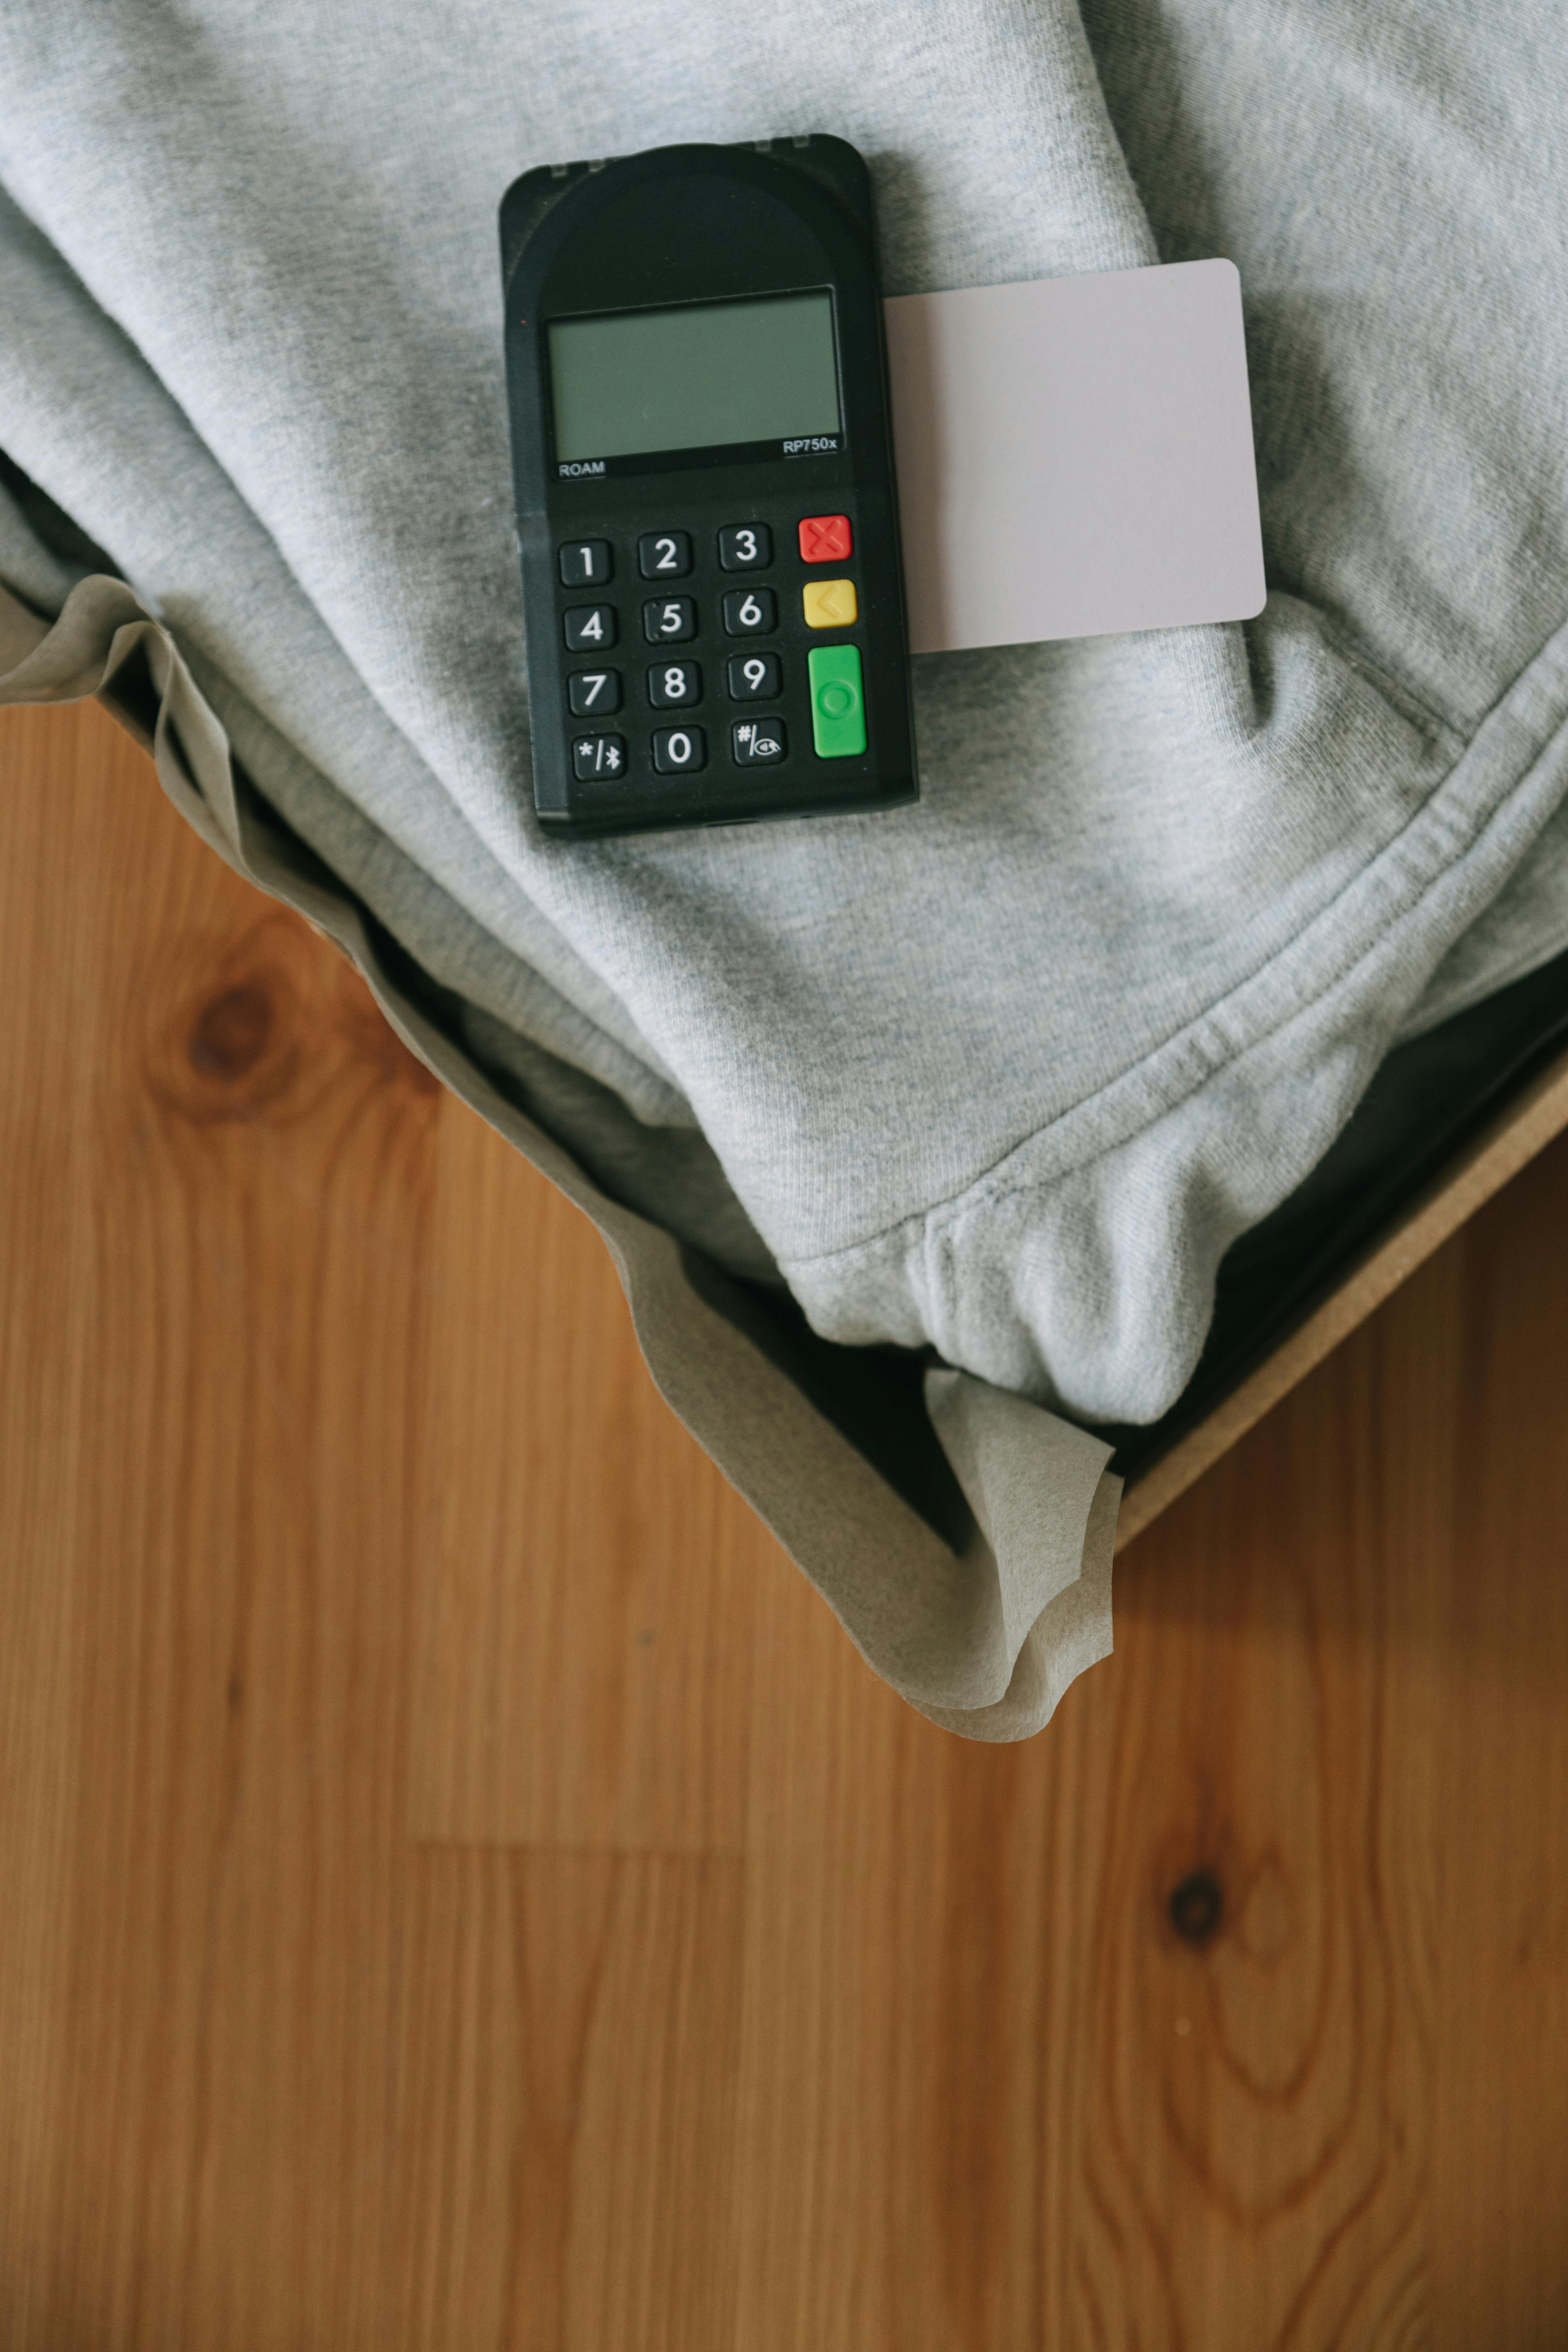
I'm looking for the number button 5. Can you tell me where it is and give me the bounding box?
[718,523,772,570]
[643,597,697,643]
[638,532,693,578]
[722,587,777,635]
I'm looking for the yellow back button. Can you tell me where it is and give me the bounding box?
[802,577,858,629]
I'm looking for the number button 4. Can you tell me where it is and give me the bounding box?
[643,597,697,643]
[564,604,617,651]
[568,668,622,715]
[638,531,693,579]
[718,523,772,570]
[647,660,702,708]
[727,653,782,699]
[722,587,777,635]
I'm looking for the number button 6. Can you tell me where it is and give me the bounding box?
[722,587,777,636]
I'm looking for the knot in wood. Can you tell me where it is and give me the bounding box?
[188,981,274,1081]
[1168,1868,1224,1947]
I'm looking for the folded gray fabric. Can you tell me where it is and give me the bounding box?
[2,0,1567,1426]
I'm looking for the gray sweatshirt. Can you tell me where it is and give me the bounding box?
[2,0,1566,1425]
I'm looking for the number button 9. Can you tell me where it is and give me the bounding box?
[722,587,777,636]
[727,653,782,699]
[638,531,693,578]
[718,523,772,570]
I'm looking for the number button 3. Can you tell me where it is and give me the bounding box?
[647,661,701,708]
[718,523,772,570]
[643,597,697,643]
[722,587,777,636]
[638,531,693,578]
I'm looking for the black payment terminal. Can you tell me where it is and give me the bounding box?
[499,136,916,839]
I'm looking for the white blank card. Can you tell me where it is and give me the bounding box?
[884,259,1266,656]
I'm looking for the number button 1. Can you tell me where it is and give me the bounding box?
[722,587,777,635]
[647,660,701,708]
[727,653,782,699]
[643,597,697,643]
[558,539,612,586]
[638,531,693,578]
[718,523,772,570]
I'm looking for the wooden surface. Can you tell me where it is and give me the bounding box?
[2,695,1566,2351]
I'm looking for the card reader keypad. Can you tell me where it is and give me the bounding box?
[554,512,869,792]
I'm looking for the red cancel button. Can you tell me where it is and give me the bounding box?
[798,513,853,564]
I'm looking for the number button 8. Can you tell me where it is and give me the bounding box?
[648,660,702,708]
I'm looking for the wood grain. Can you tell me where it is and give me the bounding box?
[2,695,1567,2350]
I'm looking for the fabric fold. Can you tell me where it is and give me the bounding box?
[0,570,1119,1739]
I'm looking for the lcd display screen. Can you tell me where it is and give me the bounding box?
[547,292,841,462]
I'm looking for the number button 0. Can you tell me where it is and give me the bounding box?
[647,660,701,708]
[564,604,617,651]
[558,539,612,586]
[643,597,697,643]
[718,523,772,570]
[568,668,622,715]
[638,531,693,578]
[652,726,706,774]
[722,587,777,636]
[727,653,782,700]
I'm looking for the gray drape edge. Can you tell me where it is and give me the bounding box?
[0,571,1120,1741]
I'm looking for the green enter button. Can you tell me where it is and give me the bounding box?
[808,643,867,758]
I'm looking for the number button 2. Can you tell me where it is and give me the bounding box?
[722,587,777,636]
[568,668,622,715]
[718,523,772,570]
[643,597,696,643]
[564,604,617,651]
[648,660,701,708]
[638,531,693,579]
[727,653,782,699]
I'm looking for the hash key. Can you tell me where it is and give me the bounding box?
[732,717,787,765]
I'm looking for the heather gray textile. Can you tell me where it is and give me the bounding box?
[0,570,1119,1742]
[2,0,1568,1431]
